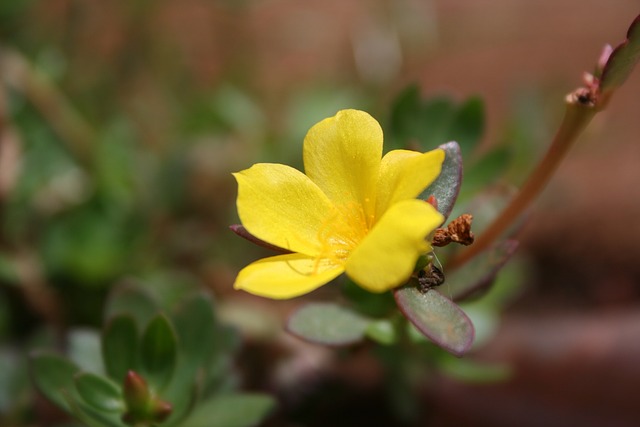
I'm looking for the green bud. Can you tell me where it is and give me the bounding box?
[123,370,150,411]
[121,371,172,426]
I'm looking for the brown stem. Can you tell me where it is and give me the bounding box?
[448,94,597,269]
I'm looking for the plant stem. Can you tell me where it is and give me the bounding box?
[448,96,597,269]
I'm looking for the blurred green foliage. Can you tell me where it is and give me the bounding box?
[0,2,555,426]
[31,280,275,427]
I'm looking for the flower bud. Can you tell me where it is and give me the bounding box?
[123,370,150,411]
[121,371,172,425]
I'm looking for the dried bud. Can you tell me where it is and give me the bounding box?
[418,263,445,292]
[569,86,597,107]
[432,214,475,247]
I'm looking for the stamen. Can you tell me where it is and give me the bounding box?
[312,201,370,273]
[285,258,310,276]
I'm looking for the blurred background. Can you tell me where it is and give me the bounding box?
[1,1,640,426]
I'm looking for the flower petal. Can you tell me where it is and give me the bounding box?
[233,163,334,256]
[303,110,382,225]
[345,199,444,293]
[233,253,345,299]
[375,148,445,219]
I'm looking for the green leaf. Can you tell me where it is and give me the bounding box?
[385,84,421,150]
[163,293,217,422]
[420,141,462,220]
[103,281,157,327]
[447,239,520,301]
[140,314,177,391]
[134,271,201,312]
[460,145,511,199]
[446,97,485,159]
[30,351,80,412]
[102,315,138,383]
[341,278,396,317]
[419,97,457,148]
[74,372,124,413]
[40,207,133,285]
[69,398,128,427]
[365,319,397,345]
[600,14,640,95]
[394,286,475,356]
[287,303,371,346]
[457,184,517,236]
[387,85,421,150]
[439,357,511,383]
[388,86,456,151]
[68,329,103,374]
[94,121,138,206]
[172,293,216,375]
[181,393,275,427]
[458,303,500,349]
[388,87,486,160]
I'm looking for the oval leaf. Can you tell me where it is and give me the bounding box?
[459,145,511,199]
[180,393,275,427]
[388,86,455,151]
[365,319,397,345]
[102,315,138,383]
[104,281,157,327]
[173,293,216,368]
[74,372,124,413]
[140,314,177,391]
[420,141,462,220]
[448,239,520,301]
[446,97,485,158]
[287,303,371,346]
[600,14,640,95]
[463,184,517,235]
[164,293,217,418]
[394,286,475,356]
[70,399,129,427]
[439,357,511,383]
[68,329,103,374]
[30,351,79,412]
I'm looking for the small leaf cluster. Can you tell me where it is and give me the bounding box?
[31,282,275,427]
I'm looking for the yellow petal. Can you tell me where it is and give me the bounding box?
[234,163,334,256]
[303,110,382,225]
[233,253,345,299]
[345,199,444,293]
[375,148,445,219]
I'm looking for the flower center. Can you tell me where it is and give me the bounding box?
[314,201,372,270]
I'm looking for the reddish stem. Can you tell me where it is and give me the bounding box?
[449,96,596,269]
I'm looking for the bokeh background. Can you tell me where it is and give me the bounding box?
[1,1,640,426]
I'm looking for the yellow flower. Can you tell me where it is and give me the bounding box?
[232,109,444,299]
